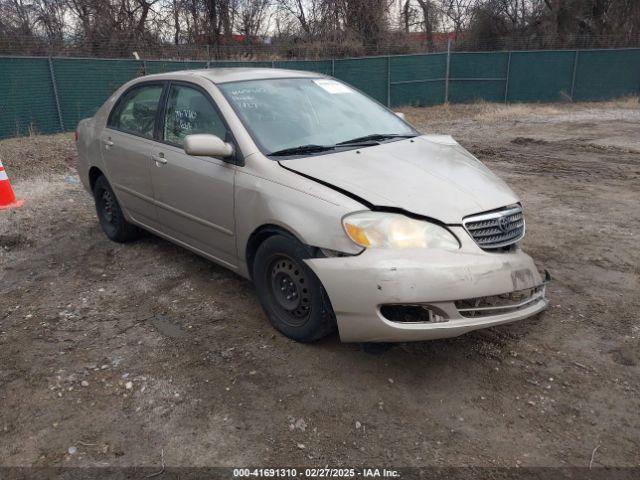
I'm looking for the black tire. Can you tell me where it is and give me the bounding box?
[252,234,337,342]
[93,175,141,243]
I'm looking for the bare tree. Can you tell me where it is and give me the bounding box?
[416,0,438,49]
[236,0,271,37]
[2,0,640,58]
[439,0,477,38]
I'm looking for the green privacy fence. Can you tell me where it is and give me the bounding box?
[1,48,639,139]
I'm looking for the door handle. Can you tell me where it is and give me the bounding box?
[152,154,167,165]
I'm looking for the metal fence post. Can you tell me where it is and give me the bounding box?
[504,51,512,103]
[444,38,451,104]
[386,56,391,107]
[570,50,579,101]
[48,57,64,132]
[206,45,211,68]
[331,58,335,76]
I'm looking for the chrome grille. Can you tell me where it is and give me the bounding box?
[463,205,525,249]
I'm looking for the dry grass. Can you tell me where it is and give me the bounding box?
[0,177,64,233]
[0,133,75,181]
[401,96,639,128]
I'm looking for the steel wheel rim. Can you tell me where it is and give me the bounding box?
[101,189,116,224]
[267,254,311,327]
[98,187,118,236]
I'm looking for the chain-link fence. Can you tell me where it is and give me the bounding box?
[1,47,639,140]
[2,33,640,60]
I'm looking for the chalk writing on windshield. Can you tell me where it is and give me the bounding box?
[228,87,266,110]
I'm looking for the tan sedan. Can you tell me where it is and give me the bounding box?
[75,68,548,343]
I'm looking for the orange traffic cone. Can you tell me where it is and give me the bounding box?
[0,159,24,210]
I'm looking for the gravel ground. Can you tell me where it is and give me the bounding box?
[0,100,638,469]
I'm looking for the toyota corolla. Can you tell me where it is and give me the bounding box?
[75,68,549,343]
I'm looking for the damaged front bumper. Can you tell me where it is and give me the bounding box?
[305,227,549,343]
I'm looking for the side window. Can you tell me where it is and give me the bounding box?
[108,85,163,139]
[163,85,227,147]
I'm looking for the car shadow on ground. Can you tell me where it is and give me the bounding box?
[134,228,546,369]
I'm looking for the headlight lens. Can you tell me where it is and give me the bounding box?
[342,212,459,250]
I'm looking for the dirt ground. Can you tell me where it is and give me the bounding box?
[0,99,638,469]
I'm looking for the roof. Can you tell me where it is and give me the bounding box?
[143,68,324,84]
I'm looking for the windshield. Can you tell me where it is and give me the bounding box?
[218,78,416,156]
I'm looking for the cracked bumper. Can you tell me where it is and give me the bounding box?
[305,227,548,343]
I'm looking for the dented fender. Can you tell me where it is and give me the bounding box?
[233,155,365,277]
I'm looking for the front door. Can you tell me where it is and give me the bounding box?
[150,82,237,268]
[101,82,164,229]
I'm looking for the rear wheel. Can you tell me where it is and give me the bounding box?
[253,234,336,342]
[93,175,141,242]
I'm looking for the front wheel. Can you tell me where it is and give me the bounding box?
[252,235,337,342]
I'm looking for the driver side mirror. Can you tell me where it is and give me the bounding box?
[184,134,234,158]
[395,112,406,120]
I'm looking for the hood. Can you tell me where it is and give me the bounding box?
[279,135,519,224]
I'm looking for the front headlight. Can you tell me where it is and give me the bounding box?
[342,212,460,250]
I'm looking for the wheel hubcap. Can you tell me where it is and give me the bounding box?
[269,256,311,325]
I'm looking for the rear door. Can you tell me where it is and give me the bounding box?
[150,82,237,268]
[101,82,165,229]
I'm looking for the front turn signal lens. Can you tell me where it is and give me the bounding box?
[344,223,371,247]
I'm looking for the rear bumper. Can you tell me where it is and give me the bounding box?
[305,227,548,343]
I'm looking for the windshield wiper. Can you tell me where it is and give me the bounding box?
[269,134,417,156]
[336,133,417,146]
[268,144,336,157]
